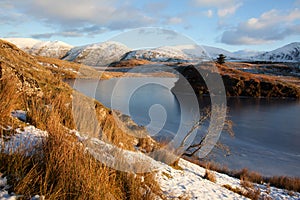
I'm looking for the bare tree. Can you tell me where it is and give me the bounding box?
[169,106,234,166]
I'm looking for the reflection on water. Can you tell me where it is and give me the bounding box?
[67,78,300,177]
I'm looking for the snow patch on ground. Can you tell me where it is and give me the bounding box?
[157,159,248,199]
[0,126,47,155]
[157,159,300,199]
[1,125,299,199]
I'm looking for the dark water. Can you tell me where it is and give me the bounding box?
[213,97,300,177]
[67,78,300,177]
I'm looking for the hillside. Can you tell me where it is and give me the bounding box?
[0,39,160,199]
[2,38,73,59]
[0,39,153,149]
[173,62,300,98]
[121,45,237,62]
[62,41,130,66]
[254,42,300,62]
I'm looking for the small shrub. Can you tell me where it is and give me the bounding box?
[204,169,216,183]
[223,183,261,200]
[222,184,243,196]
[162,171,173,179]
[266,176,300,192]
[240,176,254,189]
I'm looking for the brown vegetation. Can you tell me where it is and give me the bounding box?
[109,59,152,68]
[0,107,162,199]
[35,55,108,79]
[174,62,300,98]
[204,169,217,183]
[223,183,261,200]
[266,176,300,192]
[184,158,300,193]
[0,73,20,125]
[0,39,162,199]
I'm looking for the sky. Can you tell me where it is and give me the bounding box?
[0,0,299,52]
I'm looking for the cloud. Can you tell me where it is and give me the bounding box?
[204,9,213,18]
[217,3,242,17]
[167,17,183,25]
[32,32,83,39]
[221,8,300,45]
[0,0,27,25]
[193,0,242,17]
[31,26,109,39]
[144,2,168,12]
[6,0,155,32]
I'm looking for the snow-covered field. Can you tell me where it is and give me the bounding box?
[157,159,300,199]
[1,115,299,199]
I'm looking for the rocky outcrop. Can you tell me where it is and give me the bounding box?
[108,59,152,68]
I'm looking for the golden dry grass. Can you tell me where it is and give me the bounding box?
[204,169,217,183]
[0,39,163,199]
[0,74,19,124]
[222,184,261,200]
[185,158,300,193]
[35,56,109,80]
[0,92,162,199]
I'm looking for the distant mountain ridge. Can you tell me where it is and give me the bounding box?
[121,45,237,62]
[2,38,73,59]
[3,38,299,64]
[62,41,131,66]
[254,42,300,62]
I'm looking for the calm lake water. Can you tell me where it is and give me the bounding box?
[67,78,300,177]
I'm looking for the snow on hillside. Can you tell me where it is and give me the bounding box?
[0,125,47,155]
[254,42,300,62]
[2,38,73,59]
[1,38,41,50]
[122,46,190,62]
[122,44,239,62]
[158,159,300,199]
[29,40,73,58]
[1,116,299,199]
[3,38,300,63]
[63,41,131,66]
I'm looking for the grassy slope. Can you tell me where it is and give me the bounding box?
[0,39,161,199]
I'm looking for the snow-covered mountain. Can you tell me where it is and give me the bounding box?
[122,44,239,62]
[62,41,131,66]
[121,46,191,62]
[4,38,300,63]
[175,44,236,59]
[1,38,41,50]
[2,38,73,59]
[29,40,73,58]
[254,42,300,62]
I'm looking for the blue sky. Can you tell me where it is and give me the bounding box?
[0,0,299,51]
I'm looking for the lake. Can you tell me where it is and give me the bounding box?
[67,78,300,177]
